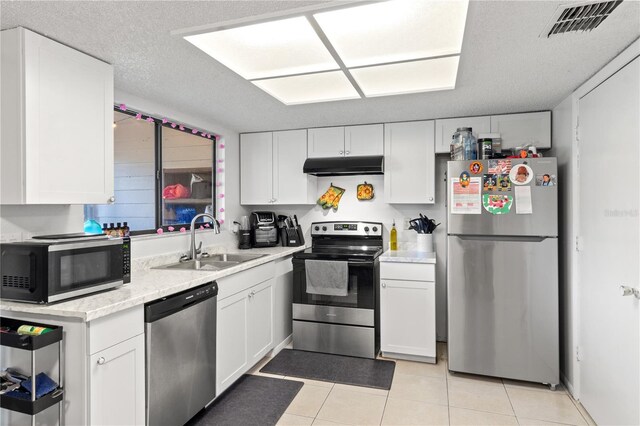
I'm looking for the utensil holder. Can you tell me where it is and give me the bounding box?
[416,233,433,253]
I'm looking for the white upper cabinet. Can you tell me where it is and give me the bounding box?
[384,121,435,204]
[345,124,384,156]
[308,125,383,158]
[240,132,273,205]
[241,130,316,205]
[1,27,114,204]
[490,111,551,149]
[435,116,491,154]
[307,126,345,158]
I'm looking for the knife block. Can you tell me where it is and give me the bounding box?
[281,225,305,247]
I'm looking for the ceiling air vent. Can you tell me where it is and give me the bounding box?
[542,1,622,37]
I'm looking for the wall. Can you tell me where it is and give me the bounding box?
[0,205,85,241]
[550,95,577,394]
[243,156,451,340]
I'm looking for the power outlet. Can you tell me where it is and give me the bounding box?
[0,233,22,243]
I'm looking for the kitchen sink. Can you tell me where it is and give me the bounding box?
[154,253,267,271]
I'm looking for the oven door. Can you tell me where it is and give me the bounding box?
[292,258,377,310]
[47,239,124,302]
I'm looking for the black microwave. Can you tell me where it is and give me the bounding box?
[1,237,130,304]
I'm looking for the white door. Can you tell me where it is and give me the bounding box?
[307,127,345,158]
[434,116,490,154]
[273,129,314,204]
[345,124,383,157]
[216,290,249,394]
[384,121,435,204]
[247,279,274,365]
[89,335,145,426]
[578,56,639,426]
[240,132,273,205]
[25,28,114,204]
[380,279,435,357]
[490,111,551,150]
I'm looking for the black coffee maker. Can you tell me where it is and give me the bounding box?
[235,216,252,250]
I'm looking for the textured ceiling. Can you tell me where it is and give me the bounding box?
[2,1,639,133]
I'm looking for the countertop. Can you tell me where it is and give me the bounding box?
[379,250,436,264]
[0,245,305,322]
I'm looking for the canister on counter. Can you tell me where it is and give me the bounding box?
[479,137,493,159]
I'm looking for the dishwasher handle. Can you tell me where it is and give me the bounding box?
[145,281,218,323]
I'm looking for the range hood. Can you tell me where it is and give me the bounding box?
[303,155,384,176]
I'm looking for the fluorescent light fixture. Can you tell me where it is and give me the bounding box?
[314,0,469,67]
[252,71,360,105]
[350,56,460,97]
[184,17,338,80]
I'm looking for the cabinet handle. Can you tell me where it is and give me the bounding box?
[97,357,105,365]
[345,151,350,155]
[108,196,115,203]
[339,151,344,155]
[381,283,386,288]
[429,197,434,202]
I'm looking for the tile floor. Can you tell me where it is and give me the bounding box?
[248,343,596,426]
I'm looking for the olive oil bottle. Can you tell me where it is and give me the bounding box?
[390,220,398,251]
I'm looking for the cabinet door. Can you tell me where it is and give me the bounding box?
[345,124,383,157]
[273,129,316,205]
[241,132,273,204]
[89,334,145,426]
[384,121,435,204]
[380,279,435,358]
[435,116,490,154]
[217,290,249,394]
[24,28,114,204]
[490,111,551,149]
[247,278,274,366]
[307,127,345,158]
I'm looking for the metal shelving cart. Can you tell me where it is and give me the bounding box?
[0,317,64,425]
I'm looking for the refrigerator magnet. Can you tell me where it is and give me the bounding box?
[535,174,557,186]
[459,171,471,188]
[497,174,512,191]
[470,161,483,174]
[509,164,533,185]
[483,174,498,191]
[483,194,513,215]
[488,159,512,174]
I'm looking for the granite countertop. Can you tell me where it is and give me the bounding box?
[379,250,436,264]
[0,245,306,322]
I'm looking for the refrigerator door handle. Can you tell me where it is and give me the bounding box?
[451,235,552,243]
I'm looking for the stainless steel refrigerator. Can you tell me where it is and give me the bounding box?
[447,157,559,387]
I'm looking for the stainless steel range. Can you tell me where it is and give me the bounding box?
[292,221,383,359]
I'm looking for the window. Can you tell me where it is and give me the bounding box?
[84,107,216,233]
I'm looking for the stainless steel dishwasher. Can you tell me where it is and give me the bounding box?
[145,281,218,426]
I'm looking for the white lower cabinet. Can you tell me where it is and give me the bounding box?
[217,278,274,394]
[380,262,436,362]
[89,334,145,426]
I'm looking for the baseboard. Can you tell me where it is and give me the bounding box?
[561,372,576,398]
[269,334,292,357]
[381,351,436,364]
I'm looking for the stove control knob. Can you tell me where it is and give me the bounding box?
[322,226,327,231]
[372,226,378,232]
[364,226,370,232]
[314,226,320,231]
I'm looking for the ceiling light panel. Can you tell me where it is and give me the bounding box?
[350,56,460,97]
[252,71,360,105]
[185,17,338,80]
[314,0,469,67]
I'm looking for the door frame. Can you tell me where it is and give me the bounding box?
[566,38,640,399]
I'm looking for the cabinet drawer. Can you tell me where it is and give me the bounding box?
[380,262,435,282]
[88,306,144,355]
[217,261,276,300]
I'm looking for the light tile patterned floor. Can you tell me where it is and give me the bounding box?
[249,343,595,426]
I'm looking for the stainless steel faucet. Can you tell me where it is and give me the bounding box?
[189,213,220,267]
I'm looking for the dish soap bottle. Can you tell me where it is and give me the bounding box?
[390,220,398,251]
